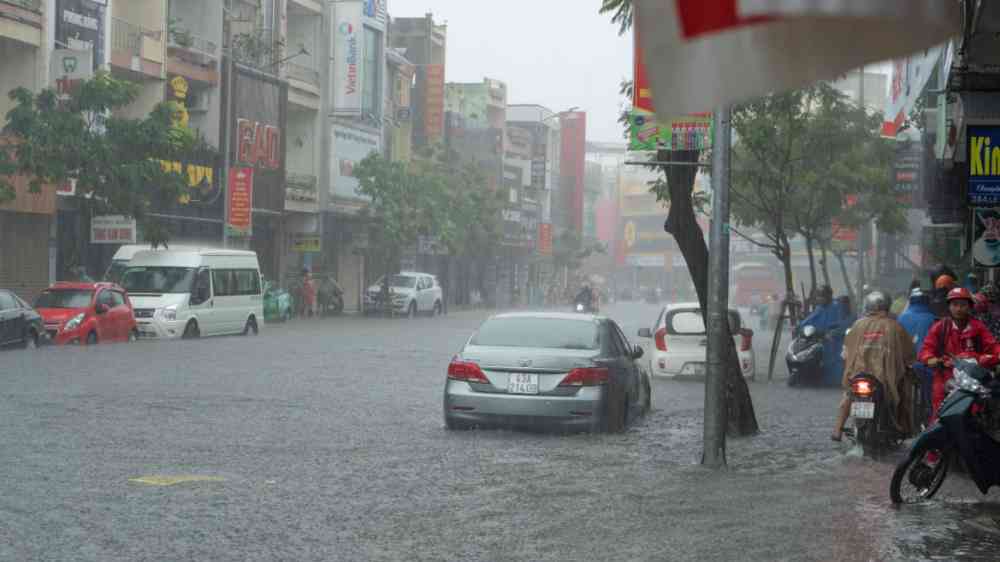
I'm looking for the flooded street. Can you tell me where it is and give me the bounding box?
[3,302,1000,561]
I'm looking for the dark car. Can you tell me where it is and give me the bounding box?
[0,289,46,349]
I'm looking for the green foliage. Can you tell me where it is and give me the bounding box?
[0,71,216,246]
[599,0,633,35]
[353,149,507,274]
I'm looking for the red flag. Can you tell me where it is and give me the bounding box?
[636,0,958,118]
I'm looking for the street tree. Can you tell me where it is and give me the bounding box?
[0,71,212,247]
[602,0,758,437]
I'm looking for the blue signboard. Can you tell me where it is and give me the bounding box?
[968,125,1000,205]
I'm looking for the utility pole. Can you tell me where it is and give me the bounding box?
[704,106,731,469]
[222,53,234,249]
[855,65,866,310]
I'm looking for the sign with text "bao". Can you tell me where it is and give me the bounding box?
[227,167,253,237]
[91,215,137,244]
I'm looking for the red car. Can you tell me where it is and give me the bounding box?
[34,282,138,345]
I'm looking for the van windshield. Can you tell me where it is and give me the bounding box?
[122,267,196,294]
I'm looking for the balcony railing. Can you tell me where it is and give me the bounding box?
[229,28,281,73]
[286,62,319,86]
[168,26,219,60]
[2,0,41,11]
[112,17,163,58]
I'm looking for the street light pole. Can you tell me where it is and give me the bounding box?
[222,53,234,249]
[704,105,731,469]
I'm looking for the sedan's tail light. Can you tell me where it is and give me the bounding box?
[654,327,667,352]
[739,329,753,352]
[447,359,490,384]
[559,367,610,387]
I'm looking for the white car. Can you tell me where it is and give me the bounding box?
[637,303,756,379]
[364,272,443,317]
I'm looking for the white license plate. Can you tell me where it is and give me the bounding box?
[851,401,875,419]
[682,363,706,376]
[507,373,539,395]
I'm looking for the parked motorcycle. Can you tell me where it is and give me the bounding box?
[263,281,293,323]
[890,357,1000,504]
[848,370,924,455]
[316,275,345,316]
[786,325,825,386]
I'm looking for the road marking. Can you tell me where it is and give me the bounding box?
[129,475,225,486]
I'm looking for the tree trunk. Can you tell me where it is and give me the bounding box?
[805,235,817,296]
[660,149,759,437]
[819,241,832,289]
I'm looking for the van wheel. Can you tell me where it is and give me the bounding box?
[408,301,417,318]
[86,332,98,345]
[243,316,259,336]
[182,321,200,339]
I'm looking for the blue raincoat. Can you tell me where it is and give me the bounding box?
[898,293,937,404]
[799,301,850,386]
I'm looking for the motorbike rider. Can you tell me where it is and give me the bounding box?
[798,285,847,386]
[898,287,937,409]
[978,282,1000,341]
[575,285,594,311]
[832,291,916,442]
[918,287,1000,423]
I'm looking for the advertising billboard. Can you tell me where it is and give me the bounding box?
[331,123,380,201]
[332,1,363,116]
[56,0,106,70]
[229,66,287,214]
[226,167,253,237]
[561,112,587,233]
[973,209,1000,268]
[968,126,1000,206]
[424,64,445,140]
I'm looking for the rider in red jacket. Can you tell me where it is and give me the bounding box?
[918,287,1000,422]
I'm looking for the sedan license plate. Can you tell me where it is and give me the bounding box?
[851,401,875,419]
[507,373,539,395]
[681,362,706,376]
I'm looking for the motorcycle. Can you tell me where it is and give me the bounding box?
[316,275,345,316]
[573,299,595,314]
[890,357,1000,504]
[263,281,293,323]
[847,370,924,455]
[786,325,825,386]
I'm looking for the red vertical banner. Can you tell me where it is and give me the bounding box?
[227,167,254,237]
[424,64,445,140]
[633,27,654,113]
[537,223,553,256]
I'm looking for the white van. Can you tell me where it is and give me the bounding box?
[120,249,264,339]
[104,244,202,283]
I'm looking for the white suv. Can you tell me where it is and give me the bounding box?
[364,272,443,317]
[638,303,756,379]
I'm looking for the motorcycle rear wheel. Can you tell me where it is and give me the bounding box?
[890,441,951,504]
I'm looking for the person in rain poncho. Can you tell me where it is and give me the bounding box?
[798,285,847,386]
[832,292,916,441]
[898,287,937,409]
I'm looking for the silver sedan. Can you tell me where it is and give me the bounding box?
[443,312,652,432]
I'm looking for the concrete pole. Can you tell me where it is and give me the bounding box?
[704,106,731,469]
[222,54,234,249]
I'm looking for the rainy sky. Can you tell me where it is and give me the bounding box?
[396,1,633,143]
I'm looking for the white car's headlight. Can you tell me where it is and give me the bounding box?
[62,313,85,333]
[159,306,178,321]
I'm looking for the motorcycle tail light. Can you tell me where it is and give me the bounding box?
[852,379,874,397]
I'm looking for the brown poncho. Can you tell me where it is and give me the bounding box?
[841,313,917,433]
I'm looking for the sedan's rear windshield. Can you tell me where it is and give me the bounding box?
[470,317,600,350]
[34,290,93,309]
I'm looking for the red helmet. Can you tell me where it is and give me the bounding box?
[947,287,974,303]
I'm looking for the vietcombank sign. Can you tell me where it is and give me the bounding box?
[969,126,1000,206]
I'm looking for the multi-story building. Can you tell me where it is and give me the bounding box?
[320,0,388,313]
[389,13,445,148]
[0,0,53,299]
[385,47,414,163]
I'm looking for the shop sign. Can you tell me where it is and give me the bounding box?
[973,209,1000,268]
[292,235,321,253]
[332,1,363,116]
[226,167,253,237]
[968,126,1000,206]
[56,0,106,71]
[626,254,665,268]
[50,49,93,98]
[236,119,281,170]
[91,215,136,244]
[331,124,380,199]
[537,223,553,255]
[424,65,445,139]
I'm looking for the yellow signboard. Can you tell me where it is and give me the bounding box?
[292,237,321,253]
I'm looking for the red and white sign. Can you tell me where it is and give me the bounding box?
[537,223,553,256]
[227,167,253,237]
[882,46,945,138]
[424,64,445,140]
[91,215,137,244]
[635,0,958,119]
[236,118,281,170]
